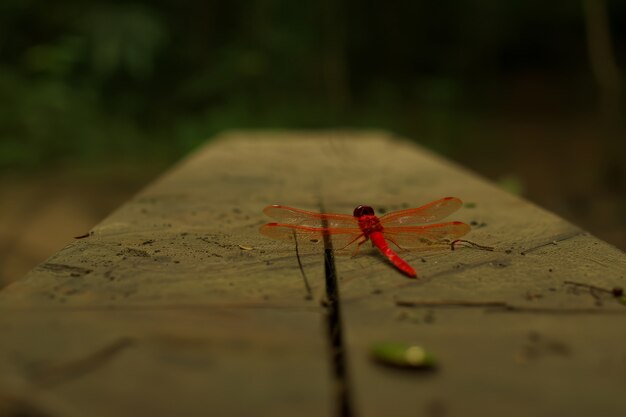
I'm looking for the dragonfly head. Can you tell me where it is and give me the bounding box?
[353,205,375,218]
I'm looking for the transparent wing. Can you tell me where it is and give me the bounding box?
[263,205,358,228]
[379,197,463,226]
[260,223,362,251]
[382,221,471,249]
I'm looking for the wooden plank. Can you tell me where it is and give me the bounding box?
[316,137,626,417]
[0,132,359,417]
[1,131,625,417]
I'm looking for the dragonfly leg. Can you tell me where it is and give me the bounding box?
[385,236,407,251]
[351,235,368,258]
[338,233,365,252]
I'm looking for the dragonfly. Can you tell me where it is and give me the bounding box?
[260,197,473,278]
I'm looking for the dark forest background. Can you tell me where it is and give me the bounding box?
[1,0,625,284]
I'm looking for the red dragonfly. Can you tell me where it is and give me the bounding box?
[260,197,471,278]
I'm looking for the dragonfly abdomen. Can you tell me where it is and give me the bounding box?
[369,231,417,278]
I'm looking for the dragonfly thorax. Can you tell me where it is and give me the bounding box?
[354,205,382,235]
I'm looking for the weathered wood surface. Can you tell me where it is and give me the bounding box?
[0,133,337,417]
[319,139,626,417]
[1,131,625,417]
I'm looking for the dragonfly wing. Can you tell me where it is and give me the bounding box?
[263,205,358,228]
[379,197,463,226]
[260,223,362,250]
[382,221,471,249]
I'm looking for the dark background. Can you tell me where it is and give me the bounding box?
[1,0,624,286]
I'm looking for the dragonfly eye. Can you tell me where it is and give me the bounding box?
[353,205,375,217]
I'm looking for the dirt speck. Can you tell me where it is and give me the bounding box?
[117,248,150,258]
[425,398,448,417]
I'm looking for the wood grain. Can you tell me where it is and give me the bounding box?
[1,131,624,417]
[316,134,626,417]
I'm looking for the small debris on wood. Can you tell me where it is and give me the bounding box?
[423,310,435,324]
[238,245,254,251]
[525,291,543,301]
[371,342,436,370]
[74,231,93,239]
[515,331,571,364]
[394,310,419,323]
[450,239,494,252]
[469,221,487,228]
[520,232,584,255]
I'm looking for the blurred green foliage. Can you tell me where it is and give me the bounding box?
[0,0,624,171]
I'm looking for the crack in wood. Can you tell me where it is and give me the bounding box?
[293,230,313,300]
[37,263,93,276]
[487,306,626,315]
[396,299,626,314]
[425,257,511,280]
[0,303,321,313]
[396,299,509,308]
[30,337,134,388]
[520,231,585,255]
[321,204,354,417]
[0,391,54,417]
